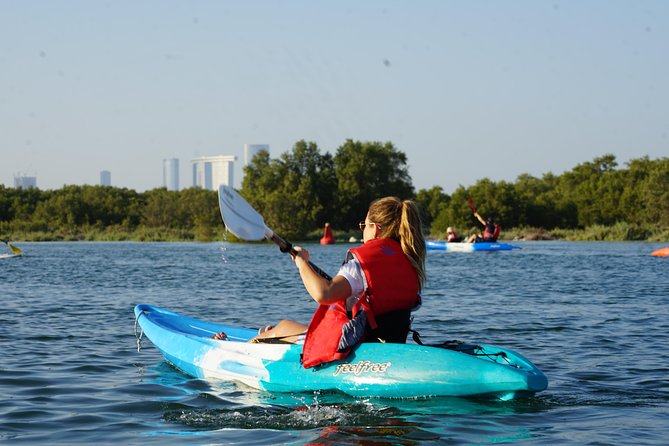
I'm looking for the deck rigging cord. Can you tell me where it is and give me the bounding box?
[134,310,145,352]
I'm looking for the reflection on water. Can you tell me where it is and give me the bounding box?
[147,358,549,444]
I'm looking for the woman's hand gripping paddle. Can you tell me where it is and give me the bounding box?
[218,185,332,281]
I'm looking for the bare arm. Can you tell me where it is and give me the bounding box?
[474,211,486,226]
[293,246,352,305]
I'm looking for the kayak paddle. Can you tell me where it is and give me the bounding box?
[467,197,477,214]
[217,185,332,281]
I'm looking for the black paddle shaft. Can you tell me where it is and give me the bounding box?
[269,234,333,281]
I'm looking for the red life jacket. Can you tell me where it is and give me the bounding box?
[447,231,459,242]
[301,238,420,368]
[483,224,501,241]
[350,238,420,330]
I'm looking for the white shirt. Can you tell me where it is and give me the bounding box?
[336,256,366,310]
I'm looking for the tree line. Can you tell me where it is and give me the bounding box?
[1,140,668,241]
[419,154,669,240]
[242,144,669,241]
[0,185,222,241]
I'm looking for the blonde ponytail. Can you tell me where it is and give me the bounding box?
[399,200,426,290]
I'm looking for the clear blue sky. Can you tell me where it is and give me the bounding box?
[2,1,667,193]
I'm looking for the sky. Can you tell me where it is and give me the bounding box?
[1,1,667,194]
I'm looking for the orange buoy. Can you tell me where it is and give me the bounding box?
[651,247,669,257]
[320,222,335,245]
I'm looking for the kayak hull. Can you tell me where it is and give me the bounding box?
[427,240,521,252]
[134,304,547,399]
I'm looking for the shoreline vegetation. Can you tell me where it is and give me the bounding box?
[5,223,668,243]
[2,144,668,243]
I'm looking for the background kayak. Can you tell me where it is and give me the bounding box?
[134,304,548,400]
[651,247,669,257]
[426,240,521,252]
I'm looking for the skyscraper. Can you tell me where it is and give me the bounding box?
[191,155,236,191]
[244,144,269,166]
[14,175,36,189]
[100,170,111,186]
[163,158,179,191]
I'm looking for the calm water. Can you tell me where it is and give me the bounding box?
[1,241,668,445]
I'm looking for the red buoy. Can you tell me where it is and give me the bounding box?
[320,222,335,245]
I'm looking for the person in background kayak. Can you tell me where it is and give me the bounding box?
[466,212,501,243]
[446,227,462,242]
[241,196,426,368]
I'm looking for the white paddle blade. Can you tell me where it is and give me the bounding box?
[218,185,268,241]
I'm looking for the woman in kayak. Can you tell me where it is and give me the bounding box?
[466,211,500,243]
[222,197,426,366]
[446,227,462,242]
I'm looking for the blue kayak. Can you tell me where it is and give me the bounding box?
[134,304,547,400]
[426,240,521,252]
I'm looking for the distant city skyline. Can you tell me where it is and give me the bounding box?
[2,3,667,194]
[6,148,247,191]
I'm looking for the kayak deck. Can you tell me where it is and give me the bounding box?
[134,304,547,400]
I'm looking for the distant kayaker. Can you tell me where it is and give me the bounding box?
[466,212,501,243]
[446,227,462,243]
[238,196,426,368]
